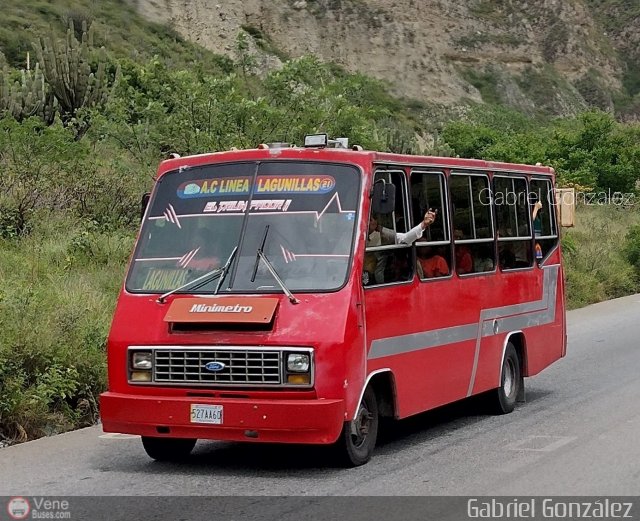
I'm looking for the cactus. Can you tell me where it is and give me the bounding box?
[377,117,420,155]
[33,20,119,125]
[0,63,56,124]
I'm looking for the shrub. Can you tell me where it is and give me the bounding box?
[0,216,131,442]
[624,224,640,273]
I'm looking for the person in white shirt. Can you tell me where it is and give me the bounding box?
[368,209,437,245]
[365,209,437,284]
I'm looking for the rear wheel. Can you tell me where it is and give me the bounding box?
[335,386,379,467]
[141,437,197,462]
[490,342,521,414]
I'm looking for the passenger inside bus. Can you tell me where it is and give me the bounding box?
[368,210,436,246]
[498,242,516,270]
[454,229,473,275]
[470,242,495,273]
[365,210,437,285]
[417,246,450,278]
[499,241,532,270]
[531,196,543,236]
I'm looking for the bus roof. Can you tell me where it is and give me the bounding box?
[156,146,555,179]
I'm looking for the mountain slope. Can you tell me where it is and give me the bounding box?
[129,0,636,115]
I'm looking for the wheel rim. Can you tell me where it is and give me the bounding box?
[350,399,372,449]
[503,358,515,398]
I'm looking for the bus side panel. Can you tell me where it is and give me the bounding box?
[470,333,505,396]
[364,278,476,419]
[525,265,565,376]
[341,283,369,422]
[468,262,565,394]
[371,342,475,418]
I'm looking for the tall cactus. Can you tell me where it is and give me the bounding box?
[33,20,119,127]
[0,63,57,124]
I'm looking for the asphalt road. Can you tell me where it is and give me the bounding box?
[1,294,639,498]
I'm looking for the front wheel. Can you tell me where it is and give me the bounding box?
[335,386,379,467]
[490,342,522,414]
[141,437,197,462]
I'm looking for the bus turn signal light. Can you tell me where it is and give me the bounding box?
[130,371,152,382]
[287,374,311,385]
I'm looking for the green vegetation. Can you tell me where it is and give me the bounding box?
[460,67,502,106]
[442,107,640,193]
[1,1,640,445]
[442,106,640,310]
[563,206,640,310]
[0,217,132,441]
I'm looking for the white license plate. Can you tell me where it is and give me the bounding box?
[190,404,223,424]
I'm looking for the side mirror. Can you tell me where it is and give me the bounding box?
[371,181,396,215]
[140,192,151,221]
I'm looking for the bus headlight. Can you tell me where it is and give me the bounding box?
[132,351,153,370]
[287,353,310,373]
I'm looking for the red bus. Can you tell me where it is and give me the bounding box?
[100,135,566,466]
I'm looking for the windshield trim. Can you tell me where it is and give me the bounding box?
[125,159,363,297]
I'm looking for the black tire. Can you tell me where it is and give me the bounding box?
[335,386,379,467]
[490,342,521,414]
[141,437,197,462]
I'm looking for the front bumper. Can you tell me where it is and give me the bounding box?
[100,392,345,444]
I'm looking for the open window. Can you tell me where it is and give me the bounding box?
[364,170,413,286]
[530,178,559,261]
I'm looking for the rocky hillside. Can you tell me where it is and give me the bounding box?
[129,0,639,116]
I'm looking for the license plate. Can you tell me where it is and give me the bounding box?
[190,404,223,424]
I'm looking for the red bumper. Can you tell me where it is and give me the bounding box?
[100,392,345,444]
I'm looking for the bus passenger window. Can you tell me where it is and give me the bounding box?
[411,170,451,281]
[450,173,495,275]
[494,176,533,270]
[365,170,413,286]
[530,178,559,260]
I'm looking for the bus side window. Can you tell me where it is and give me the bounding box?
[411,170,451,280]
[494,176,533,270]
[450,173,495,275]
[365,170,413,286]
[530,178,559,260]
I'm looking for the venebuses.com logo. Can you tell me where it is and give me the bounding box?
[6,497,71,519]
[7,497,30,520]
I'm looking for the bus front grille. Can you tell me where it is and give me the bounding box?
[153,349,282,385]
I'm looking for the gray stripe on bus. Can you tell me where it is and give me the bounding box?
[467,265,559,396]
[367,323,479,359]
[367,265,561,387]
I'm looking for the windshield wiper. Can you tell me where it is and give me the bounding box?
[156,247,237,303]
[213,246,238,295]
[251,225,300,305]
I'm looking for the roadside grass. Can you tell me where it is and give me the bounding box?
[0,215,132,442]
[563,204,640,309]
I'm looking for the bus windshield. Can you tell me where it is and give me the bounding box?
[126,161,360,294]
